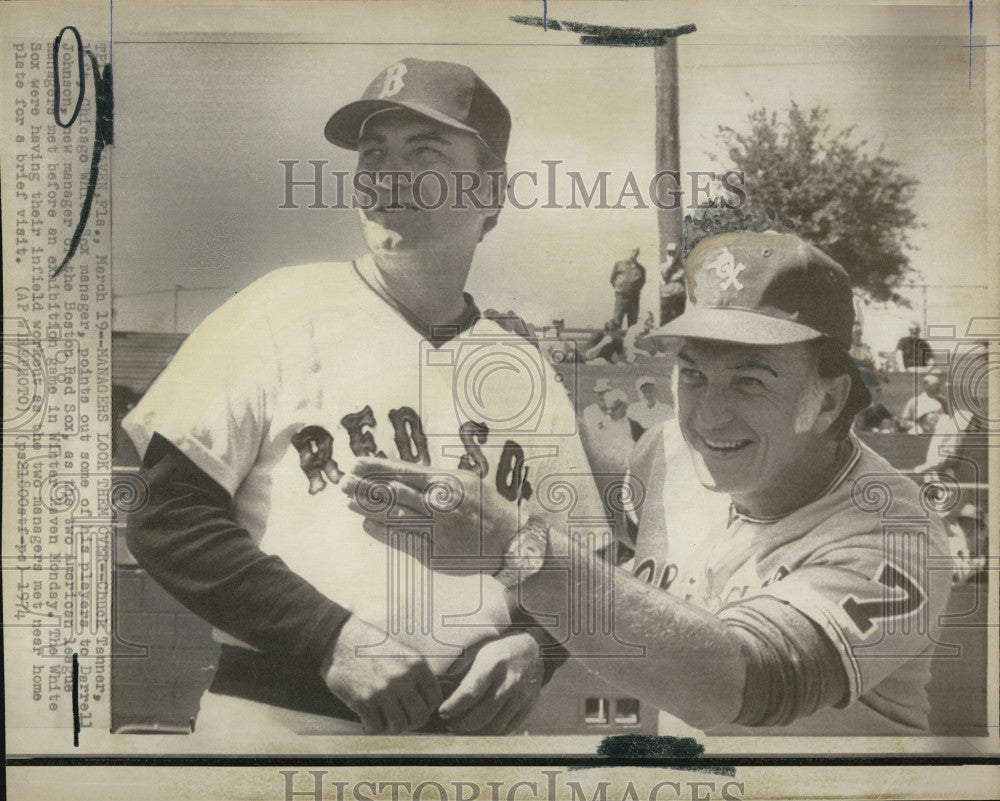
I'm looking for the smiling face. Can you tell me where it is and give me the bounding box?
[354,109,500,257]
[674,338,845,513]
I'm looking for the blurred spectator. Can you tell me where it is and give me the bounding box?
[856,403,897,433]
[875,352,897,374]
[901,372,946,431]
[610,247,646,328]
[944,504,988,584]
[910,408,987,492]
[917,406,953,436]
[582,388,634,472]
[850,321,876,368]
[913,407,964,472]
[895,322,934,370]
[582,378,614,429]
[623,312,658,363]
[854,374,900,433]
[627,376,674,441]
[584,320,626,364]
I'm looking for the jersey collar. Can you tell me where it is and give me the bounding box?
[352,256,480,347]
[729,435,863,526]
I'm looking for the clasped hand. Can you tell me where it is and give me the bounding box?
[322,618,542,736]
[326,459,544,734]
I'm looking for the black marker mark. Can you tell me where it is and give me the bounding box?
[510,16,696,47]
[72,652,81,746]
[597,735,735,776]
[965,0,1000,90]
[51,29,114,278]
[599,733,703,758]
[969,0,974,89]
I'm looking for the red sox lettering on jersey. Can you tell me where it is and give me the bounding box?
[290,406,534,503]
[124,256,601,672]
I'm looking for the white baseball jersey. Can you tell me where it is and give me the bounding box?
[629,421,952,735]
[124,255,603,674]
[626,400,673,432]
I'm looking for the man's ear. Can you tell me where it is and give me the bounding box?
[813,373,851,435]
[478,165,506,242]
[480,208,501,240]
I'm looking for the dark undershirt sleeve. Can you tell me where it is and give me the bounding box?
[125,433,352,674]
[720,596,850,727]
[507,603,569,686]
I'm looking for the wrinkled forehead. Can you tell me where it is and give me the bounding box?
[677,337,813,373]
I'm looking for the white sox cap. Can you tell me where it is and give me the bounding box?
[653,231,856,348]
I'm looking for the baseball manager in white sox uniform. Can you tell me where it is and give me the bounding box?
[348,231,953,736]
[124,58,602,737]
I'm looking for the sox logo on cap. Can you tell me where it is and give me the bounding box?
[697,248,747,301]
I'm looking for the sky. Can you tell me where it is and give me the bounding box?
[110,1,995,354]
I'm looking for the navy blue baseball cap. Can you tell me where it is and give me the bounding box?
[653,231,857,348]
[324,58,511,162]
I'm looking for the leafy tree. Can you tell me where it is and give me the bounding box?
[684,199,795,256]
[702,101,920,304]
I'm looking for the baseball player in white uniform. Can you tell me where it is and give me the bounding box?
[124,58,602,737]
[347,231,953,735]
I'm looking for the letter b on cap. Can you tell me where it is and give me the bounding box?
[378,63,408,99]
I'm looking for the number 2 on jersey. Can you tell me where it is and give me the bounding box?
[841,563,925,636]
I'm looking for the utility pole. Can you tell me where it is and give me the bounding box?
[507,15,696,326]
[655,37,688,325]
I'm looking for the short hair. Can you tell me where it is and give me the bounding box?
[806,338,871,440]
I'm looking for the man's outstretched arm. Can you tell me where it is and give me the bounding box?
[517,531,748,730]
[345,457,849,732]
[342,459,745,729]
